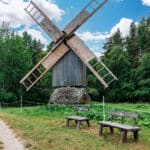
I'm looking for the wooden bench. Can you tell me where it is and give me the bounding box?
[66,107,90,129]
[99,112,141,143]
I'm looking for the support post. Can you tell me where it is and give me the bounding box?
[20,96,23,112]
[0,102,1,111]
[103,95,105,121]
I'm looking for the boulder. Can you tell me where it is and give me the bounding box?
[49,87,91,105]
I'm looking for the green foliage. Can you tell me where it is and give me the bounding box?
[1,104,150,150]
[0,15,150,104]
[0,23,52,103]
[96,16,150,102]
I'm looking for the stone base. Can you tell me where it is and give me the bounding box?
[49,87,91,105]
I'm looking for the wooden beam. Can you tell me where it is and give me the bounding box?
[25,0,64,42]
[63,0,109,36]
[20,43,69,84]
[67,35,109,88]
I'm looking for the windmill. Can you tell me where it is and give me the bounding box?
[20,0,117,104]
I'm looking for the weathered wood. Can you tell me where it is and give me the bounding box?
[110,127,114,134]
[66,116,90,129]
[99,121,140,131]
[64,10,89,35]
[109,112,139,126]
[66,107,90,129]
[75,107,89,112]
[99,124,103,135]
[40,17,64,42]
[109,112,139,119]
[64,0,108,36]
[20,43,69,90]
[99,111,141,143]
[52,50,87,87]
[122,130,127,143]
[133,130,138,141]
[67,35,95,62]
[67,35,109,88]
[42,43,69,69]
[25,1,64,43]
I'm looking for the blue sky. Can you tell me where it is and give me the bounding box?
[0,0,150,55]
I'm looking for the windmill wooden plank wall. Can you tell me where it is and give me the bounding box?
[52,51,87,88]
[20,0,118,95]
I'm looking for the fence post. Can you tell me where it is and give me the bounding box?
[0,102,1,111]
[20,96,23,112]
[103,95,105,121]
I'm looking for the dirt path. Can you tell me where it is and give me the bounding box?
[0,119,25,150]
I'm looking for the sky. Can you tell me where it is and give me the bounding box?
[0,0,150,56]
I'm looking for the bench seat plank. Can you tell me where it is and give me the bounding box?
[66,116,89,121]
[99,121,140,131]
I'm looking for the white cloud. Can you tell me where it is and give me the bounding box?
[142,0,150,6]
[78,18,137,43]
[0,0,64,28]
[32,0,65,22]
[18,28,49,45]
[78,18,138,56]
[77,31,109,42]
[110,18,137,37]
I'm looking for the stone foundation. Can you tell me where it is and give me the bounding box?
[49,87,91,105]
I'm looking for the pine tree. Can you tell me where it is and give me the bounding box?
[126,22,140,67]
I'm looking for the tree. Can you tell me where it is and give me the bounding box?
[103,29,123,51]
[137,17,150,54]
[126,22,139,67]
[103,46,132,102]
[134,53,150,101]
[0,26,31,102]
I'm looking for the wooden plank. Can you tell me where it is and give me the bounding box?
[42,43,69,69]
[109,112,139,119]
[52,51,87,87]
[20,43,69,84]
[74,107,89,112]
[99,121,141,131]
[40,17,64,42]
[67,35,109,88]
[63,0,108,36]
[64,10,89,35]
[67,35,95,62]
[66,116,89,121]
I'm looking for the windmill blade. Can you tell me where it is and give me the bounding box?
[67,35,117,88]
[20,43,69,91]
[25,1,64,43]
[64,0,108,36]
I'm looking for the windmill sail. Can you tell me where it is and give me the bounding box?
[20,0,117,91]
[25,1,64,43]
[20,43,69,91]
[64,0,108,36]
[67,35,117,88]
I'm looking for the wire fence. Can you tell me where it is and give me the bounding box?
[0,97,150,115]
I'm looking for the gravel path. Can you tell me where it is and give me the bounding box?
[0,119,25,150]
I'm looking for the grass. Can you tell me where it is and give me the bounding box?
[0,103,149,150]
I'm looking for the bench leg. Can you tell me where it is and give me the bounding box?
[66,119,69,126]
[77,121,81,129]
[86,120,90,127]
[133,131,138,141]
[110,127,114,134]
[122,130,127,143]
[99,124,103,136]
[75,120,78,125]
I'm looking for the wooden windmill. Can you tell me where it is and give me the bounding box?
[20,0,117,104]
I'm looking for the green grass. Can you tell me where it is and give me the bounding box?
[0,103,150,150]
